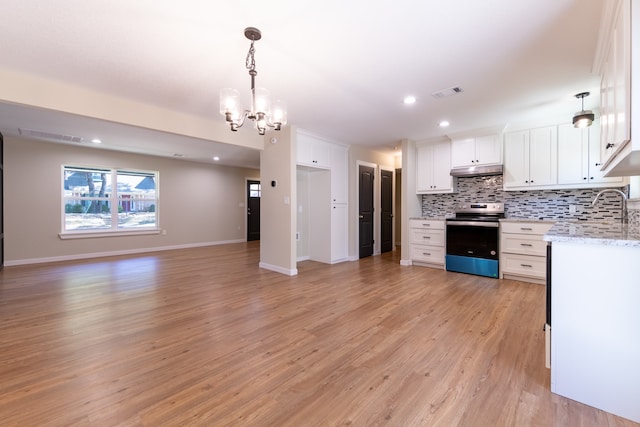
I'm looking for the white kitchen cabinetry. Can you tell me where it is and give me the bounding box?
[550,240,640,423]
[409,219,445,268]
[558,121,625,187]
[296,130,348,264]
[297,131,331,169]
[330,144,348,204]
[416,140,456,194]
[504,126,557,190]
[599,0,640,177]
[451,134,501,168]
[500,221,553,285]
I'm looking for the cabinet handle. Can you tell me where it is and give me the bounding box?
[520,243,533,247]
[520,227,533,231]
[520,264,533,268]
[606,143,614,149]
[590,177,594,180]
[422,252,431,256]
[583,177,587,180]
[423,236,431,239]
[595,163,602,167]
[422,223,431,227]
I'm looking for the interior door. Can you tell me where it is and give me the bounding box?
[247,180,261,241]
[380,169,393,253]
[359,165,374,258]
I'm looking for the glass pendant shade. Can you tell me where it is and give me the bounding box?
[253,88,271,115]
[220,88,241,117]
[272,100,287,127]
[573,110,595,128]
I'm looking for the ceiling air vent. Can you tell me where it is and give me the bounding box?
[19,128,83,143]
[431,86,464,99]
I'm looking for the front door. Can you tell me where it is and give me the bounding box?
[380,169,393,253]
[247,180,261,241]
[359,165,374,258]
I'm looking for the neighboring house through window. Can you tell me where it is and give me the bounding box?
[62,166,159,235]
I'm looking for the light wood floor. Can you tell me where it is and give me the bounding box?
[0,243,637,427]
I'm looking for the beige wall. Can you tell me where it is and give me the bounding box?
[5,136,258,264]
[259,127,297,275]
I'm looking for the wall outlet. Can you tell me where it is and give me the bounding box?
[569,205,577,213]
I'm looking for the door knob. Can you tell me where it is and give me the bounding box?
[359,215,364,219]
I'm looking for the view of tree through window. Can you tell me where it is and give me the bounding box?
[63,166,158,232]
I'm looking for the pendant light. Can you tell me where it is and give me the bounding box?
[219,27,287,135]
[572,92,595,128]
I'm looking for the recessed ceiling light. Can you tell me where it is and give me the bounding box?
[91,138,102,144]
[213,156,220,161]
[403,96,416,105]
[439,121,450,127]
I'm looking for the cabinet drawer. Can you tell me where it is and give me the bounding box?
[501,234,547,256]
[501,222,553,235]
[409,219,445,230]
[410,244,444,264]
[501,253,546,279]
[410,229,445,246]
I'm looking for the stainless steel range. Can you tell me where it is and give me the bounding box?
[445,202,504,278]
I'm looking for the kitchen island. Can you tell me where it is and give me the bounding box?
[543,221,640,423]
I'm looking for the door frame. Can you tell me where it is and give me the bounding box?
[245,176,260,242]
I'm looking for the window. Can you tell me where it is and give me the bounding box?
[62,166,158,234]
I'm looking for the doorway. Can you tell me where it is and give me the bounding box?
[380,169,393,253]
[247,180,261,241]
[358,165,374,258]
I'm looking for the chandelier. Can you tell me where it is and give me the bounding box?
[219,27,287,135]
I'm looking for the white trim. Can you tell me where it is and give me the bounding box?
[4,239,244,266]
[400,259,413,266]
[628,199,640,209]
[259,261,298,276]
[59,228,161,239]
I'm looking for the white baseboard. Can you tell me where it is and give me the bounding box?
[4,239,245,266]
[259,262,298,276]
[400,259,413,266]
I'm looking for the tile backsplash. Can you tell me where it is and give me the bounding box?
[420,175,637,224]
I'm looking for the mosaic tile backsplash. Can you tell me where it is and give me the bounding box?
[420,175,638,225]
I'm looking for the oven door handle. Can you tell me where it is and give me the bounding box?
[446,221,499,228]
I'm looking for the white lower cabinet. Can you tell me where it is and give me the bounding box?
[409,219,445,267]
[500,221,554,284]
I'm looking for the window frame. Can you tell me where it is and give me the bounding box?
[60,165,160,239]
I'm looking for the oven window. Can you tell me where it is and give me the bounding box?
[446,224,499,259]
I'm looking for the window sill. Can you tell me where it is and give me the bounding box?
[59,228,162,240]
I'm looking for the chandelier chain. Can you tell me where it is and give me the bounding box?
[245,41,256,72]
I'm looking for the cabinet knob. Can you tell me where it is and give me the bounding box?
[606,143,615,149]
[583,177,587,180]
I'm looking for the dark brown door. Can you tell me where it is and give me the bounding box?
[380,169,393,253]
[247,180,260,241]
[359,165,374,258]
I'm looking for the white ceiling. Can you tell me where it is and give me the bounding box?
[0,0,605,168]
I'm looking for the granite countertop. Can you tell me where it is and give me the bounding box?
[543,221,640,247]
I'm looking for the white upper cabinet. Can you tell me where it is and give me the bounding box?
[504,126,557,190]
[451,134,502,168]
[598,0,640,176]
[297,131,331,169]
[416,140,456,194]
[558,121,625,187]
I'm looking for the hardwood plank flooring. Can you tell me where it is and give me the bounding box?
[0,242,637,426]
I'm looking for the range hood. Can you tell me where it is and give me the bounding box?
[450,164,503,177]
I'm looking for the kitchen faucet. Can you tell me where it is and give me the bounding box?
[591,189,628,224]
